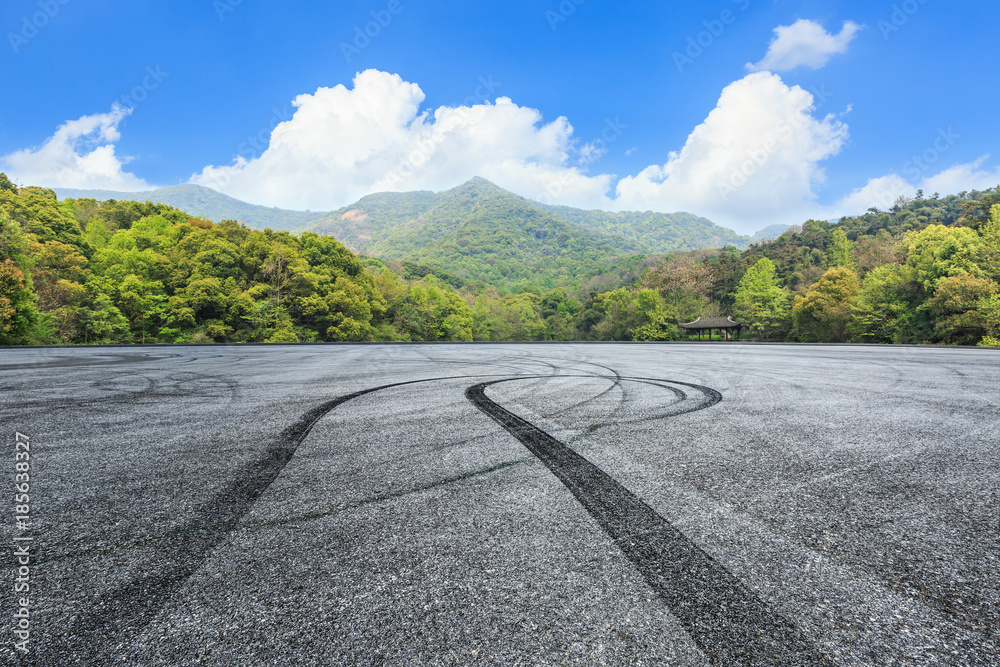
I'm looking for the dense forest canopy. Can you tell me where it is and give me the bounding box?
[1,171,998,347]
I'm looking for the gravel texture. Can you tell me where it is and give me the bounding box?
[0,343,998,665]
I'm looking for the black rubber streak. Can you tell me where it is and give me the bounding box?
[58,375,472,665]
[466,378,832,666]
[58,371,828,666]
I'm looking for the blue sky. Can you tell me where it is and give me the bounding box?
[1,0,998,234]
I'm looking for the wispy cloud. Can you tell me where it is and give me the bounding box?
[747,19,862,72]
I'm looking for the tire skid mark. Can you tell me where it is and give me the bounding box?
[58,374,478,664]
[532,354,631,417]
[6,370,240,413]
[466,378,832,666]
[57,369,814,665]
[0,352,174,371]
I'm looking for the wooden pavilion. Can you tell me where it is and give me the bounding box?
[679,316,744,341]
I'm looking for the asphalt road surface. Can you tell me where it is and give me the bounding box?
[1,343,998,666]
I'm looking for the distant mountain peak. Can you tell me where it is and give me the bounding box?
[446,176,517,198]
[463,176,498,188]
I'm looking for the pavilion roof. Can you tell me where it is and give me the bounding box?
[678,316,743,329]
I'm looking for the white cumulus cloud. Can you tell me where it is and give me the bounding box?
[613,72,850,231]
[191,70,850,233]
[747,19,862,72]
[0,105,150,191]
[190,69,612,211]
[5,69,865,234]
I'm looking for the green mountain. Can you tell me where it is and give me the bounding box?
[308,178,750,255]
[53,184,326,232]
[751,224,793,243]
[538,203,746,252]
[303,178,649,289]
[53,177,754,290]
[301,178,752,288]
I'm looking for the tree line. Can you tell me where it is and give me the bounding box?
[641,190,1000,347]
[1,172,997,347]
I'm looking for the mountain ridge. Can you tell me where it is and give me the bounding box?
[53,178,757,248]
[307,177,751,255]
[53,178,763,289]
[53,184,327,232]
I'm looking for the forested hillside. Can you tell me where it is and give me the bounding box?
[53,184,328,232]
[2,172,997,347]
[302,178,746,289]
[635,190,1000,346]
[51,178,754,262]
[538,204,747,251]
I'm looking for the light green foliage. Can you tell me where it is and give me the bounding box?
[977,293,1000,346]
[905,224,986,291]
[387,275,474,341]
[980,204,1000,280]
[826,227,857,270]
[593,288,676,341]
[925,275,997,345]
[791,267,859,343]
[0,207,41,344]
[80,291,130,344]
[848,265,912,343]
[4,177,999,347]
[2,188,94,266]
[0,173,16,193]
[733,258,788,340]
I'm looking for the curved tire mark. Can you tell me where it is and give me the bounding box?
[466,378,831,666]
[59,374,476,664]
[59,371,821,666]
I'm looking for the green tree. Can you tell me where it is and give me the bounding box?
[978,293,1000,347]
[733,258,788,340]
[980,204,1000,280]
[0,172,17,193]
[0,208,41,344]
[905,224,986,292]
[115,274,167,343]
[791,267,860,342]
[925,275,997,345]
[80,291,130,344]
[826,227,857,270]
[848,265,913,343]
